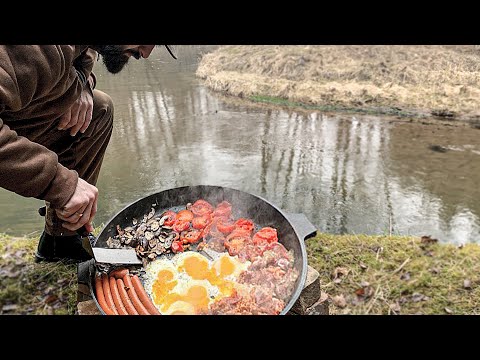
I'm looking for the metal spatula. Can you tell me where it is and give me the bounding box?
[78,226,142,265]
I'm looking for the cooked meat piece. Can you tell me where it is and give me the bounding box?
[206,235,226,252]
[207,287,285,315]
[238,268,276,293]
[274,268,300,301]
[277,258,290,271]
[239,265,298,301]
[266,242,290,260]
[259,250,279,267]
[237,244,263,262]
[253,286,272,306]
[224,236,249,257]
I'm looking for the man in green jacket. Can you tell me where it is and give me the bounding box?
[0,45,176,262]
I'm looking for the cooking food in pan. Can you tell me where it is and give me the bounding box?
[96,198,299,315]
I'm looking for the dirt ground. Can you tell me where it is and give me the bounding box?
[197,45,480,121]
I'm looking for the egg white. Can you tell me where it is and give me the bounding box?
[144,251,250,314]
[163,301,196,315]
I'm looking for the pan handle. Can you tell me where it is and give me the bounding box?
[285,213,317,240]
[77,226,90,237]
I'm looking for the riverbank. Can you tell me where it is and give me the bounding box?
[1,232,479,314]
[196,45,480,122]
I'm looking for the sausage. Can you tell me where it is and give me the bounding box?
[94,275,116,315]
[131,275,161,315]
[116,278,139,315]
[101,274,118,315]
[122,274,150,315]
[109,276,129,315]
[109,268,129,279]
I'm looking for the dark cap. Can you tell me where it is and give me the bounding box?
[164,45,178,59]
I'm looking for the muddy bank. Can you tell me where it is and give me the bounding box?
[197,45,480,121]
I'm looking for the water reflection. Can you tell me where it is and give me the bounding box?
[0,46,479,244]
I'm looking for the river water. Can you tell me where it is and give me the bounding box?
[1,45,479,244]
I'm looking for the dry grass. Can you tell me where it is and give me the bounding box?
[0,234,77,315]
[307,233,480,314]
[197,45,480,120]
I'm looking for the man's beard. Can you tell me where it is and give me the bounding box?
[96,45,130,74]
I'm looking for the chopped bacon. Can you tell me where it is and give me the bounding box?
[238,261,298,302]
[207,287,285,315]
[277,258,290,271]
[206,233,226,252]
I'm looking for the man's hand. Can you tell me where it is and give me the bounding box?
[58,87,93,136]
[55,178,98,233]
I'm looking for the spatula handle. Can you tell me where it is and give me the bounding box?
[77,225,91,237]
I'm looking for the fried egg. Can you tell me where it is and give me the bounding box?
[144,251,250,315]
[212,253,250,280]
[176,251,211,280]
[161,280,211,314]
[163,301,195,315]
[145,260,178,305]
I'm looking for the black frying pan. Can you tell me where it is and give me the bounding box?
[81,185,317,315]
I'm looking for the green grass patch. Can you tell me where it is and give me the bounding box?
[249,95,423,118]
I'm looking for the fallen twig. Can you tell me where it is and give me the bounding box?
[392,257,411,275]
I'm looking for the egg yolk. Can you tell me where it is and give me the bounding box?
[215,256,236,277]
[179,256,211,280]
[152,269,177,305]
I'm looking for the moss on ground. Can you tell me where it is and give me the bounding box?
[307,233,480,314]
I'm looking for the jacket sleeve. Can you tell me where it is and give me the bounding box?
[0,46,79,208]
[73,48,97,93]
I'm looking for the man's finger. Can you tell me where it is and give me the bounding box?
[62,202,93,231]
[85,223,94,233]
[77,201,94,227]
[55,202,84,218]
[70,105,87,136]
[58,110,72,130]
[57,211,82,223]
[65,104,81,132]
[57,203,88,223]
[56,203,84,218]
[80,106,93,133]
